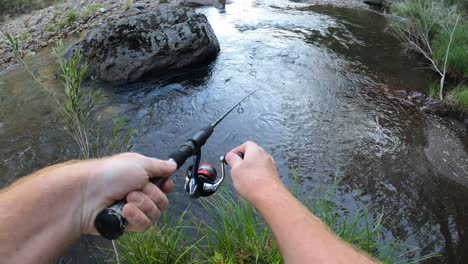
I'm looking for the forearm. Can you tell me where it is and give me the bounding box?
[0,161,89,263]
[252,185,376,264]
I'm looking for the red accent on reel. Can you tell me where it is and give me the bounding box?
[197,164,217,182]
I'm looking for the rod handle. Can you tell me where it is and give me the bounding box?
[94,200,126,240]
[94,178,167,240]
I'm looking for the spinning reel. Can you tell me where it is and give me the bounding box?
[184,150,227,198]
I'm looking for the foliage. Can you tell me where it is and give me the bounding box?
[392,0,460,34]
[52,40,136,159]
[199,190,281,264]
[123,0,133,11]
[45,23,56,32]
[82,4,104,18]
[58,9,78,29]
[445,85,468,110]
[116,183,437,264]
[116,211,198,264]
[428,81,440,98]
[433,24,468,77]
[4,33,136,159]
[390,0,463,100]
[53,41,96,158]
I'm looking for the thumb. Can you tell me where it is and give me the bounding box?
[225,152,243,168]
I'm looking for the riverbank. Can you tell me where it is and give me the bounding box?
[0,0,372,73]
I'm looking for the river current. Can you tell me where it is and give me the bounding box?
[0,0,467,263]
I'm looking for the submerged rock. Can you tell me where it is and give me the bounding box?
[420,98,444,114]
[386,90,447,116]
[64,6,220,84]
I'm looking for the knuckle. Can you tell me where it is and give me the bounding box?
[118,152,141,159]
[136,216,151,230]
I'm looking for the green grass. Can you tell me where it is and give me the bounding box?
[445,85,468,110]
[392,0,460,36]
[433,23,468,78]
[199,191,281,264]
[123,0,133,11]
[82,4,104,18]
[117,211,198,264]
[428,82,440,98]
[45,23,56,32]
[57,9,78,29]
[115,182,438,264]
[390,0,467,101]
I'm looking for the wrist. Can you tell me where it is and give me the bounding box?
[249,180,289,207]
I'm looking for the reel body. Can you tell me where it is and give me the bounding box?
[184,150,226,198]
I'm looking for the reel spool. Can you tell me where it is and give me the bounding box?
[185,154,226,198]
[197,164,217,183]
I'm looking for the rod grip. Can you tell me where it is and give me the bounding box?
[95,178,167,240]
[94,200,126,240]
[168,146,195,168]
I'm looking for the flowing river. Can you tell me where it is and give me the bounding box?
[0,0,467,263]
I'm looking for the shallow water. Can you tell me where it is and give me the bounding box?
[1,0,467,263]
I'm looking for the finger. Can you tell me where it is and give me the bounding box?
[123,203,158,233]
[161,178,174,194]
[225,151,243,168]
[142,183,169,211]
[149,178,174,193]
[144,158,177,179]
[229,141,249,156]
[126,191,161,220]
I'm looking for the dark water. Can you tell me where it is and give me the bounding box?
[1,0,467,263]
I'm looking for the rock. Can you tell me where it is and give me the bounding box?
[124,7,141,17]
[408,91,426,105]
[99,8,107,13]
[420,98,445,115]
[133,3,147,10]
[363,0,383,6]
[42,32,54,40]
[178,0,225,8]
[39,41,48,48]
[26,51,36,57]
[64,6,220,84]
[388,96,417,109]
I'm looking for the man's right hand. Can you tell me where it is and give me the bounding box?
[224,141,286,203]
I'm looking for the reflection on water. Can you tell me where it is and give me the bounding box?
[0,0,467,263]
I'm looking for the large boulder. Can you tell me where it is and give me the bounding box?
[65,5,220,84]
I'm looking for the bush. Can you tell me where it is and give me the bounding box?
[433,23,468,78]
[392,0,460,36]
[446,86,468,110]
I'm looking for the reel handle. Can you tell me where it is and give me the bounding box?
[94,177,166,240]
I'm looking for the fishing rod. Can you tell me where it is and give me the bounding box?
[94,90,257,240]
